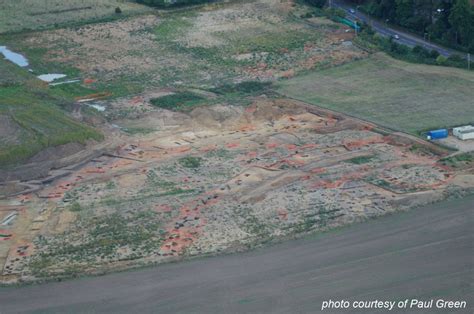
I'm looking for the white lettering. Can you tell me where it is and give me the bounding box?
[321,301,328,311]
[321,299,350,310]
[436,299,467,309]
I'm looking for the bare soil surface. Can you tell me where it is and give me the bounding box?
[1,98,473,284]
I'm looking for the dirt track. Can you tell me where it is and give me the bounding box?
[0,195,472,314]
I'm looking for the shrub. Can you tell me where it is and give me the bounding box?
[448,54,464,63]
[304,0,327,8]
[115,7,122,14]
[430,50,440,59]
[390,41,409,55]
[324,7,346,19]
[346,156,374,164]
[413,45,430,58]
[436,55,447,65]
[362,24,375,36]
[70,202,82,212]
[179,156,202,168]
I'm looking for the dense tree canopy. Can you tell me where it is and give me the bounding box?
[348,0,474,51]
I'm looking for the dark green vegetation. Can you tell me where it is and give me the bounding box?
[301,0,350,20]
[346,155,374,164]
[353,0,474,52]
[301,1,470,70]
[210,81,271,95]
[69,202,83,212]
[278,53,474,134]
[150,91,205,111]
[179,156,203,169]
[303,0,327,8]
[0,59,102,167]
[440,152,474,168]
[355,26,471,70]
[150,82,272,112]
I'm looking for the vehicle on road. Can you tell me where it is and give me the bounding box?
[349,8,355,14]
[393,34,400,40]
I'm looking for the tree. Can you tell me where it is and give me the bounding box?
[395,0,414,27]
[305,0,327,8]
[449,0,473,46]
[363,0,472,51]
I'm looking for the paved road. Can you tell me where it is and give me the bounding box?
[333,1,462,57]
[0,196,473,314]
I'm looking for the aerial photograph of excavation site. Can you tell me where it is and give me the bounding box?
[0,0,473,313]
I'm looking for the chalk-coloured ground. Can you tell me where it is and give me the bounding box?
[1,98,473,283]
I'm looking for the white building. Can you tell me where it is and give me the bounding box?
[453,125,474,140]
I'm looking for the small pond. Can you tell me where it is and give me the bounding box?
[0,46,29,67]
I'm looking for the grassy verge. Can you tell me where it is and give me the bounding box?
[354,26,471,71]
[0,59,102,167]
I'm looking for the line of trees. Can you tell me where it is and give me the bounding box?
[350,0,474,52]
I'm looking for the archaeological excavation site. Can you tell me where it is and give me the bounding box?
[1,96,473,283]
[1,0,474,286]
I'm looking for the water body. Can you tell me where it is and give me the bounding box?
[37,74,67,83]
[0,46,29,67]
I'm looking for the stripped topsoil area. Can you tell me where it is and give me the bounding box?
[1,97,474,284]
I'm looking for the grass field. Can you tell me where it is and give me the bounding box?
[0,0,150,34]
[0,59,102,167]
[277,53,474,134]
